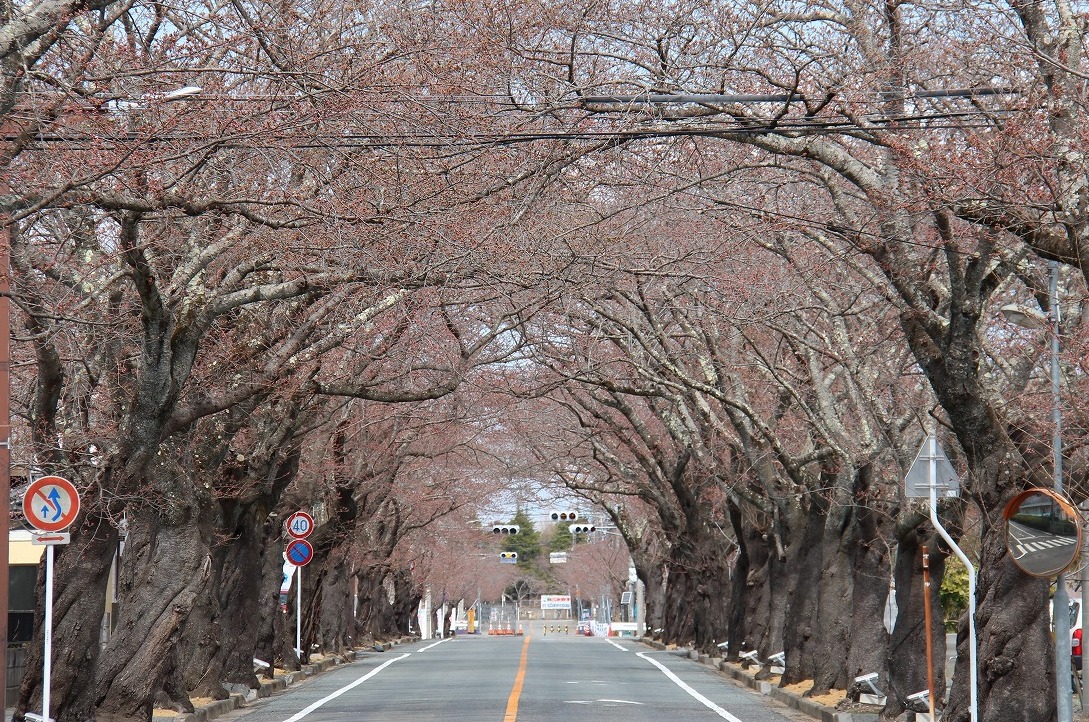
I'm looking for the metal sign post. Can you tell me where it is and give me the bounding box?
[22,475,80,722]
[297,566,302,658]
[906,435,978,722]
[285,514,314,660]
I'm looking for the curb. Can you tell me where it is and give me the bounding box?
[169,636,418,722]
[639,641,879,722]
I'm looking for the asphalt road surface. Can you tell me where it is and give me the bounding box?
[218,621,815,722]
[1007,519,1080,576]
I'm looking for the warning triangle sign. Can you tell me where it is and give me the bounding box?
[904,434,961,499]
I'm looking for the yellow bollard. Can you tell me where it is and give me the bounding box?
[565,625,570,635]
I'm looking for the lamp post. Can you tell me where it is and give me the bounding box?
[1001,259,1071,722]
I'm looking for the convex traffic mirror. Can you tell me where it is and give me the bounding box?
[1004,488,1082,578]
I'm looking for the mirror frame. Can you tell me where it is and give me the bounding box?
[1003,487,1083,578]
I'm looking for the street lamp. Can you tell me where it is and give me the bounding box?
[1001,259,1072,722]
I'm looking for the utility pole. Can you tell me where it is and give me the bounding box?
[1047,261,1073,722]
[0,184,12,705]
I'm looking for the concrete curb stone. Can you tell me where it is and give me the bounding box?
[640,640,879,722]
[171,636,419,722]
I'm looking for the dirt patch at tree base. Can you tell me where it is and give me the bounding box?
[779,679,847,707]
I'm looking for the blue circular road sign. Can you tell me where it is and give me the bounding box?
[286,539,314,567]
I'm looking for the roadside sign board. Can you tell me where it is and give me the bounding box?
[23,476,81,532]
[549,552,568,564]
[31,533,70,546]
[285,511,315,539]
[285,539,314,566]
[540,594,572,610]
[904,435,961,498]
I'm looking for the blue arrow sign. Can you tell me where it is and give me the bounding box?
[47,488,63,521]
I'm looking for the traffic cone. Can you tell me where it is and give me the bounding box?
[518,624,524,635]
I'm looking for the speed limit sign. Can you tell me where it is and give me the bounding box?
[285,511,314,539]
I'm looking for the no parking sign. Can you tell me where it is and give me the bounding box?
[286,538,314,567]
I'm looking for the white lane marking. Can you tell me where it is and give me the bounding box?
[419,638,451,652]
[281,652,410,722]
[637,652,743,722]
[598,699,643,704]
[607,639,628,651]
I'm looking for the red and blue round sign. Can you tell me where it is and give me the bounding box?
[23,476,81,533]
[286,538,314,566]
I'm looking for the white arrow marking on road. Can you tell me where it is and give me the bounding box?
[637,652,743,722]
[281,652,410,722]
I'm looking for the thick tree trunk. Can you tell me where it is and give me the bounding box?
[757,547,790,663]
[391,571,421,636]
[781,494,828,685]
[355,567,416,641]
[93,504,211,722]
[661,561,693,645]
[895,244,1053,720]
[180,503,265,697]
[14,512,118,722]
[845,466,893,692]
[255,514,300,674]
[647,564,667,638]
[884,525,948,719]
[632,557,664,638]
[317,549,352,653]
[653,502,732,651]
[945,516,1053,722]
[726,500,763,657]
[810,466,893,695]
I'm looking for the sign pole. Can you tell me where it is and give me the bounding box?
[921,546,936,722]
[926,435,978,722]
[21,475,79,722]
[284,510,314,661]
[296,567,302,659]
[42,544,53,722]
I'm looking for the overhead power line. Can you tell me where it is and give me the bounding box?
[579,87,1019,105]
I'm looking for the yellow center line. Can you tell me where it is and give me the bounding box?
[503,634,532,722]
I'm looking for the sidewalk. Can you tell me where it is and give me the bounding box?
[641,639,876,722]
[7,637,418,722]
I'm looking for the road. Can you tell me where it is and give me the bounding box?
[1008,519,1080,576]
[217,621,814,722]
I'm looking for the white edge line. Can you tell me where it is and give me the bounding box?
[281,652,410,722]
[420,637,451,652]
[607,639,628,652]
[636,652,742,722]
